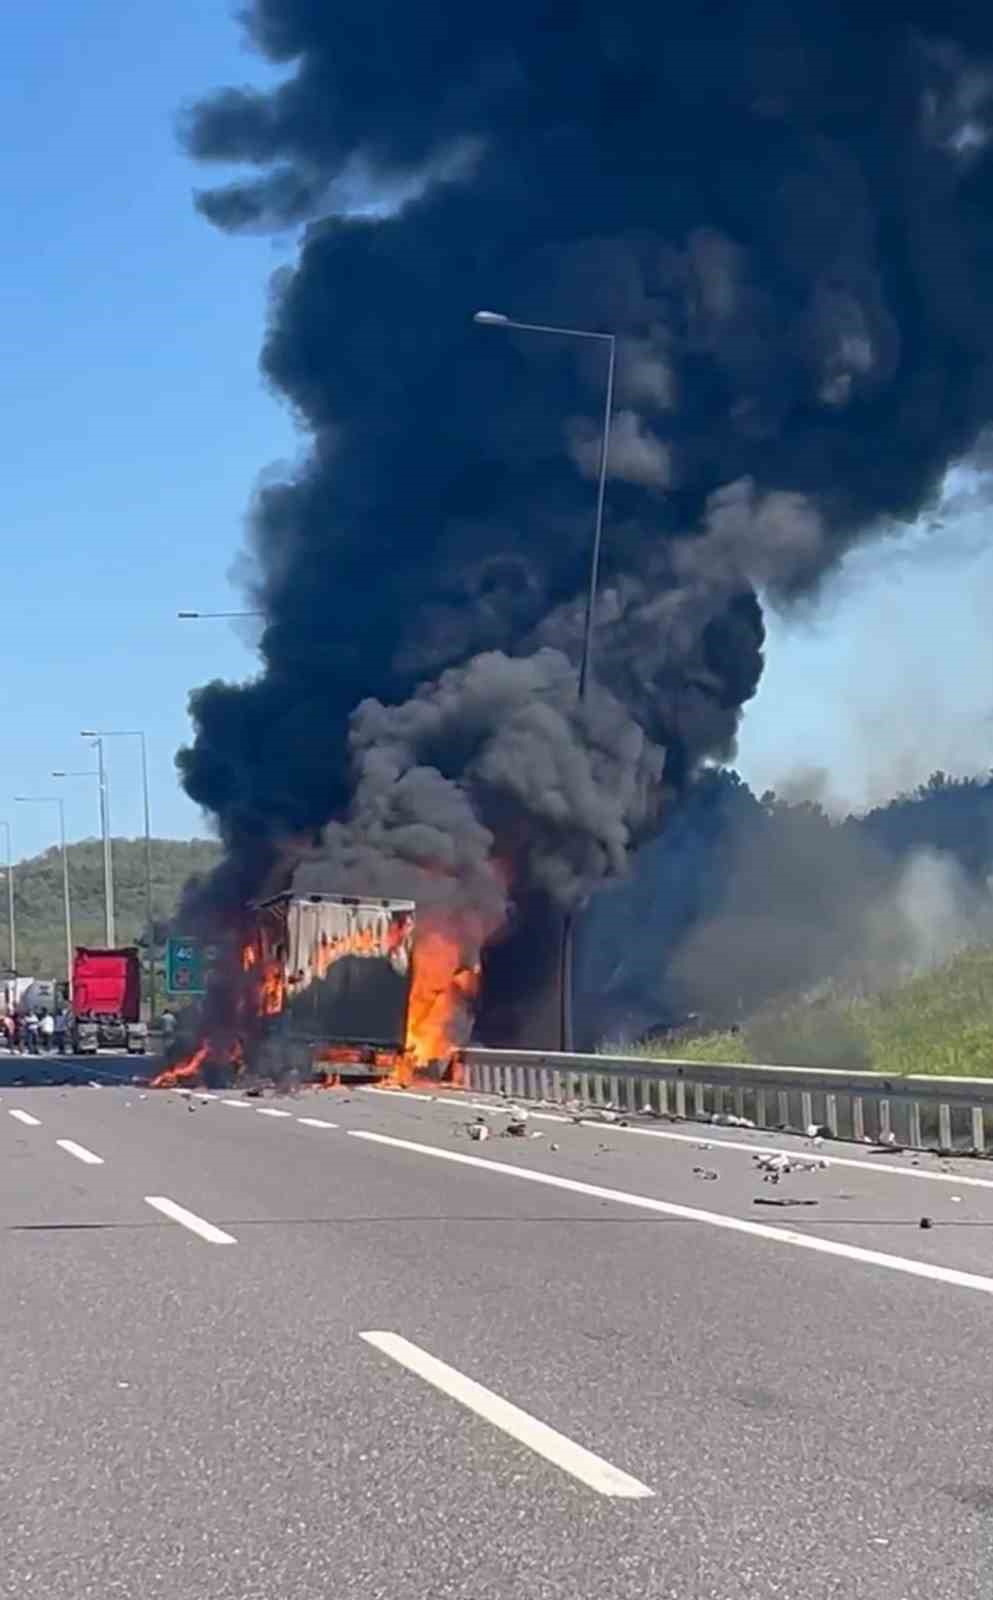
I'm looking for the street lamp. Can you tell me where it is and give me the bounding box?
[474,308,617,1051]
[53,753,114,947]
[0,820,15,978]
[80,730,156,1021]
[13,796,73,997]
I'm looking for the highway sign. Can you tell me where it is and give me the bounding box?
[165,936,214,995]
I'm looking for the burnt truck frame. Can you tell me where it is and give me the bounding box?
[249,892,416,1078]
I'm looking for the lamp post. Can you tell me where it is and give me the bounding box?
[52,762,114,947]
[87,738,115,946]
[14,796,73,997]
[80,730,156,1021]
[0,820,15,979]
[474,309,616,1050]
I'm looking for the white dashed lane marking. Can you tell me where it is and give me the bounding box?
[144,1196,236,1245]
[361,1331,653,1499]
[8,1109,41,1127]
[56,1139,104,1166]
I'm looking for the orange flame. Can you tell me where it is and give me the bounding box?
[150,1043,208,1089]
[405,925,479,1067]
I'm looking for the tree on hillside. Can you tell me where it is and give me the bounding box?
[3,837,222,978]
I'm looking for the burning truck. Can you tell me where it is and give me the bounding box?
[247,891,416,1078]
[153,889,471,1087]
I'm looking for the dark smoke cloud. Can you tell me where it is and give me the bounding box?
[178,2,993,1037]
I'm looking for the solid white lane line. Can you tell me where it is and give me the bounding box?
[222,1098,255,1108]
[297,1117,339,1129]
[360,1331,653,1499]
[56,1140,104,1166]
[256,1107,293,1118]
[8,1109,41,1127]
[350,1130,993,1298]
[144,1196,236,1244]
[366,1087,993,1191]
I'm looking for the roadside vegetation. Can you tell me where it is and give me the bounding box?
[606,944,993,1078]
[4,837,222,978]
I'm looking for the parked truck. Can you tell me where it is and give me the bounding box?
[71,947,147,1055]
[249,892,416,1077]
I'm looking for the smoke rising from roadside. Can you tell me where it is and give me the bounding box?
[177,4,993,1040]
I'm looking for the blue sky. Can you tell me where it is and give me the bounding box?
[2,3,989,865]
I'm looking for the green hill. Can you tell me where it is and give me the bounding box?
[3,837,222,979]
[614,944,993,1078]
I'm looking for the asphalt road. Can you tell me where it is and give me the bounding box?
[3,1071,993,1599]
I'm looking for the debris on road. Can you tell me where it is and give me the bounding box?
[753,1151,829,1184]
[920,1217,934,1229]
[549,1143,560,1152]
[754,1197,819,1207]
[692,1166,719,1181]
[468,1123,489,1142]
[711,1112,755,1129]
[754,1152,792,1184]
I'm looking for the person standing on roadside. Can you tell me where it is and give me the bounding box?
[23,1010,40,1055]
[39,1008,55,1053]
[53,1006,69,1054]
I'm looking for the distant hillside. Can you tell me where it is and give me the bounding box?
[3,837,222,978]
[610,944,993,1078]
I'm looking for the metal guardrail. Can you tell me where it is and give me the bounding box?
[460,1048,993,1155]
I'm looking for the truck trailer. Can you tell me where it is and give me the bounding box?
[249,892,416,1077]
[71,947,147,1055]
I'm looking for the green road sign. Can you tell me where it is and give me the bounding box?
[165,937,215,996]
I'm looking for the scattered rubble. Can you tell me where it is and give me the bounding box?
[692,1166,719,1181]
[754,1197,819,1208]
[710,1113,756,1129]
[753,1152,829,1184]
[468,1123,489,1142]
[920,1217,934,1229]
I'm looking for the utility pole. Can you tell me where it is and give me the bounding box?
[0,820,15,980]
[14,797,73,997]
[474,311,616,1052]
[90,737,116,946]
[81,730,155,1019]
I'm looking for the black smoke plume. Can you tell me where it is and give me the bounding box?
[177,2,993,1047]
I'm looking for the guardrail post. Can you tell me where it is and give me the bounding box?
[657,1078,669,1116]
[852,1097,865,1142]
[908,1101,922,1149]
[755,1089,767,1128]
[734,1087,746,1120]
[777,1090,789,1129]
[878,1099,892,1143]
[825,1094,839,1138]
[550,1069,562,1104]
[800,1091,813,1132]
[939,1102,953,1151]
[674,1080,686,1119]
[971,1107,986,1154]
[609,1074,621,1109]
